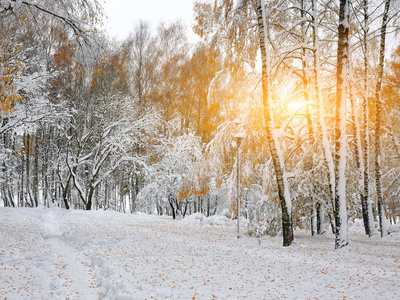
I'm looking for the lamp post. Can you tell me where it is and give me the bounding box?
[244,187,249,219]
[234,132,245,239]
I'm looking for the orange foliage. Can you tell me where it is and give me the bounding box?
[177,183,192,201]
[89,46,131,93]
[1,50,25,114]
[23,134,34,156]
[89,57,107,89]
[215,176,223,189]
[53,43,76,69]
[177,170,211,201]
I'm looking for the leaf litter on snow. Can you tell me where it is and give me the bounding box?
[0,208,399,299]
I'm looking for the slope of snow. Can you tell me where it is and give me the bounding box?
[0,208,399,299]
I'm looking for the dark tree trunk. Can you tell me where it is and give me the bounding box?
[105,182,109,210]
[62,174,71,210]
[361,0,373,237]
[130,174,137,213]
[86,186,94,210]
[256,0,293,246]
[374,0,391,237]
[350,94,370,235]
[334,0,350,249]
[119,178,124,213]
[316,203,321,234]
[33,132,39,207]
[83,178,99,211]
[328,213,336,234]
[183,200,189,218]
[26,133,34,207]
[20,133,25,207]
[311,206,315,236]
[169,196,176,219]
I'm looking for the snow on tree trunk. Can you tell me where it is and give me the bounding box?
[375,0,391,238]
[316,203,326,235]
[361,0,375,236]
[256,0,293,247]
[311,203,317,236]
[334,0,350,249]
[350,86,370,235]
[312,0,335,223]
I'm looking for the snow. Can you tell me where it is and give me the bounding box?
[1,208,400,299]
[180,212,249,228]
[314,10,336,201]
[233,132,246,139]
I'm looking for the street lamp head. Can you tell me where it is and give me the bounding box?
[234,132,246,147]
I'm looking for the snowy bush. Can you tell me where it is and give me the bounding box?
[247,216,281,237]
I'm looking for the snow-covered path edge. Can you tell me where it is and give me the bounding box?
[40,210,100,299]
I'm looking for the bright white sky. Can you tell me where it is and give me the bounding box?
[102,0,199,43]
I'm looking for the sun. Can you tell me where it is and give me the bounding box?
[273,78,308,114]
[286,100,306,113]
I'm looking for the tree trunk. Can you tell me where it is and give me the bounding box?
[316,203,321,234]
[33,132,39,207]
[256,0,293,246]
[328,213,336,234]
[311,205,315,236]
[105,182,109,210]
[20,133,25,207]
[95,182,99,210]
[312,0,335,227]
[43,132,49,208]
[374,0,391,237]
[62,174,71,210]
[334,0,350,249]
[86,185,94,210]
[119,178,125,213]
[169,194,176,219]
[183,199,189,218]
[130,174,136,213]
[360,0,375,236]
[25,133,34,207]
[350,93,370,235]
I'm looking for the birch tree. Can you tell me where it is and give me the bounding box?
[334,0,350,249]
[360,0,375,236]
[256,0,293,247]
[374,0,391,237]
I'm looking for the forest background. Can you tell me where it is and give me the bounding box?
[1,0,400,248]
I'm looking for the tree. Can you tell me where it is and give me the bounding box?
[333,0,350,249]
[138,127,203,218]
[374,0,391,237]
[0,0,103,47]
[256,0,293,247]
[129,21,157,106]
[152,21,189,124]
[359,0,374,236]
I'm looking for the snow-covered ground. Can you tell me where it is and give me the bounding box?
[0,208,399,299]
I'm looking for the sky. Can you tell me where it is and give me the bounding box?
[102,0,199,43]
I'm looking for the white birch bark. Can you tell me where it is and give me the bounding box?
[257,0,293,246]
[334,0,350,249]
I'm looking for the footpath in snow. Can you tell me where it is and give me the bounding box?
[0,208,399,299]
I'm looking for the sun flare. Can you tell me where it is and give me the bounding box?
[286,100,306,112]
